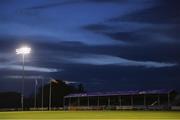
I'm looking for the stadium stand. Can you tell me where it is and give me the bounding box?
[64,89,176,110]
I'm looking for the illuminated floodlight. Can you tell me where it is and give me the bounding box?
[16,46,31,55]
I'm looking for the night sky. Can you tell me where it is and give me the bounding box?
[0,0,180,96]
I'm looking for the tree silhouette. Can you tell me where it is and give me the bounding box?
[36,80,85,108]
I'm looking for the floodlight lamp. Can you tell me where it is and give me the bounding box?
[16,46,31,55]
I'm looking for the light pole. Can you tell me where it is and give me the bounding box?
[16,46,31,111]
[34,79,37,109]
[49,78,58,111]
[42,79,44,111]
[49,80,52,111]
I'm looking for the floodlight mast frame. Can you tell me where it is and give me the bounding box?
[16,46,31,111]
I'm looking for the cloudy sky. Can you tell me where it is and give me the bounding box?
[0,0,179,95]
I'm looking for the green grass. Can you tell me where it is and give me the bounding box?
[0,111,180,119]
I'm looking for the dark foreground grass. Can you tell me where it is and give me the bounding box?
[0,111,180,119]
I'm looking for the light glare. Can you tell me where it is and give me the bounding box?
[16,46,31,55]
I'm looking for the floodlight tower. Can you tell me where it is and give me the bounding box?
[16,46,31,110]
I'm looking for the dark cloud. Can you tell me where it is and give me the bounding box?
[25,1,80,10]
[83,23,180,46]
[110,0,180,24]
[84,24,113,32]
[25,0,126,10]
[88,0,126,3]
[103,32,142,43]
[82,0,180,45]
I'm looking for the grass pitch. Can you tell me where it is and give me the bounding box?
[0,111,180,119]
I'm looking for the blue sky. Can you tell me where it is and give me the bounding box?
[0,0,179,95]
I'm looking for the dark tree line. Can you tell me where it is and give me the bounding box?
[0,92,21,108]
[0,80,85,109]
